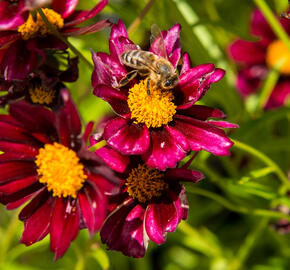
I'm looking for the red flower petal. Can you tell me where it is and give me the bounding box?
[20,196,54,246]
[0,175,38,194]
[179,105,226,120]
[78,184,106,235]
[0,161,36,183]
[143,127,189,170]
[229,40,266,65]
[50,198,80,260]
[104,118,150,155]
[93,85,130,116]
[165,168,204,183]
[51,0,78,19]
[174,115,234,156]
[145,202,179,245]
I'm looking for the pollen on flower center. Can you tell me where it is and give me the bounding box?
[266,40,290,75]
[35,143,87,198]
[18,8,64,40]
[127,79,176,128]
[29,86,56,105]
[126,164,168,203]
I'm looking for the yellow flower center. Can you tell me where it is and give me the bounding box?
[266,40,290,75]
[18,8,64,40]
[35,143,87,198]
[127,79,176,128]
[125,164,168,203]
[29,86,56,105]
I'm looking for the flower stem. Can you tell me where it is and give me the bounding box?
[229,217,269,270]
[232,139,290,189]
[36,8,94,70]
[127,0,156,35]
[186,186,290,220]
[254,0,290,50]
[257,62,280,111]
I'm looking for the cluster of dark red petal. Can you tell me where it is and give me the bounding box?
[0,0,110,80]
[90,133,204,257]
[229,9,290,109]
[0,56,78,108]
[0,90,118,259]
[92,20,237,171]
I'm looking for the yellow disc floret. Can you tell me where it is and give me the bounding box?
[29,86,56,105]
[35,143,87,198]
[266,40,290,75]
[126,164,168,203]
[18,8,64,40]
[127,79,176,128]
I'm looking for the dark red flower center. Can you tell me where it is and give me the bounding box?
[35,143,87,198]
[266,40,290,75]
[18,8,64,40]
[125,164,168,203]
[127,79,176,128]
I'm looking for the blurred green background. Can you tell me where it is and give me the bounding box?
[1,0,290,269]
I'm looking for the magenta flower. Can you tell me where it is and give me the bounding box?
[0,57,78,108]
[0,89,118,259]
[229,9,290,109]
[0,0,110,80]
[91,20,237,171]
[90,135,204,257]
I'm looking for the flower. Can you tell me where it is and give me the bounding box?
[0,0,110,80]
[91,20,237,171]
[229,9,290,109]
[90,135,204,258]
[0,89,118,259]
[0,56,78,108]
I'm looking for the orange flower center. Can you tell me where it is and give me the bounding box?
[126,164,168,203]
[266,40,290,75]
[127,79,176,128]
[29,86,56,105]
[35,143,87,198]
[18,8,64,40]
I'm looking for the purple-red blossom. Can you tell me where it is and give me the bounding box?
[91,20,237,171]
[0,89,118,259]
[0,0,110,80]
[90,134,204,258]
[0,57,78,108]
[229,9,290,109]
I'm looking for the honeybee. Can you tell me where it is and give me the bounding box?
[119,25,179,95]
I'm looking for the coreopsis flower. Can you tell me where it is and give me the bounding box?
[229,9,290,109]
[0,0,110,80]
[0,56,78,108]
[90,135,204,258]
[0,89,118,259]
[91,20,237,171]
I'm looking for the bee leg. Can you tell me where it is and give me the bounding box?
[119,70,138,87]
[146,78,151,96]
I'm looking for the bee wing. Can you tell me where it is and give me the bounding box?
[150,24,168,59]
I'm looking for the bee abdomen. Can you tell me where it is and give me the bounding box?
[121,50,154,68]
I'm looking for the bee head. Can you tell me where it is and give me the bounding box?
[161,74,179,89]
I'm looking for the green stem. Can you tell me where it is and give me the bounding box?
[254,0,290,50]
[229,218,269,270]
[257,64,280,112]
[88,140,107,152]
[127,0,156,35]
[232,139,290,189]
[186,186,290,220]
[36,8,94,70]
